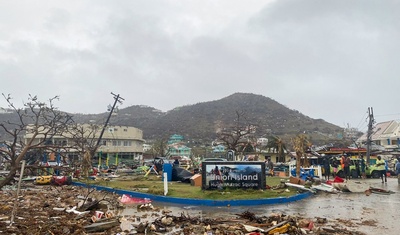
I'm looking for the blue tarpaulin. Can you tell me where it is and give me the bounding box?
[291,168,315,180]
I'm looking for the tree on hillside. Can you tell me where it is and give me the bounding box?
[0,94,73,189]
[216,111,257,159]
[266,135,287,162]
[292,134,310,177]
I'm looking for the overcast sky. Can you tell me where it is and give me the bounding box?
[1,0,399,132]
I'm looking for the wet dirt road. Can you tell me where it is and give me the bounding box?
[123,178,400,234]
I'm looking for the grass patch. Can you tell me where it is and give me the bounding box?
[80,175,295,200]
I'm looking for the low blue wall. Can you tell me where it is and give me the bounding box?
[72,182,312,207]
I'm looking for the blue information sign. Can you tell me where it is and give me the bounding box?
[201,161,266,190]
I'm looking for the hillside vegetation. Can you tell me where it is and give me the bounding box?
[0,93,344,146]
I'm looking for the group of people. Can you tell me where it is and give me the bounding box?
[323,153,400,184]
[375,155,400,184]
[367,155,400,184]
[322,153,368,181]
[323,154,358,180]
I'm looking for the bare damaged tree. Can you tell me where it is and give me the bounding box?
[0,94,73,189]
[149,138,171,159]
[292,134,310,177]
[64,93,123,177]
[216,111,257,159]
[66,123,101,177]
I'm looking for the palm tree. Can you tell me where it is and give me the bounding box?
[266,136,287,162]
[292,134,310,177]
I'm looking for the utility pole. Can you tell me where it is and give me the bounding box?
[95,93,124,150]
[366,107,375,165]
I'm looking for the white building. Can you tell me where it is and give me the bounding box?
[257,138,268,146]
[357,120,400,150]
[0,107,13,114]
[24,124,145,166]
[143,143,152,152]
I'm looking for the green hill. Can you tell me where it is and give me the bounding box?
[0,93,345,146]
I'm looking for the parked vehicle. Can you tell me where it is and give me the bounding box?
[199,158,228,171]
[273,163,289,173]
[330,157,381,178]
[334,158,359,178]
[366,164,387,178]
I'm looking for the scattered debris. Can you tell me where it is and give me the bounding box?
[0,183,373,234]
[368,187,396,195]
[118,194,152,204]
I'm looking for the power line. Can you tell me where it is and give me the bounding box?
[358,123,368,132]
[355,111,369,131]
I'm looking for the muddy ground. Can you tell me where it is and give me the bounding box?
[0,178,398,234]
[159,177,399,235]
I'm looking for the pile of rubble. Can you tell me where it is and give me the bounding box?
[0,185,123,234]
[0,184,371,234]
[119,210,369,235]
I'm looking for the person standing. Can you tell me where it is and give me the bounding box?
[385,160,389,175]
[375,156,387,183]
[173,158,180,168]
[344,155,351,180]
[265,157,274,176]
[355,158,360,178]
[340,154,346,173]
[322,156,331,180]
[332,159,339,178]
[359,154,366,179]
[395,158,400,184]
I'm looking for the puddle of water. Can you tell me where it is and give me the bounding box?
[120,178,400,233]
